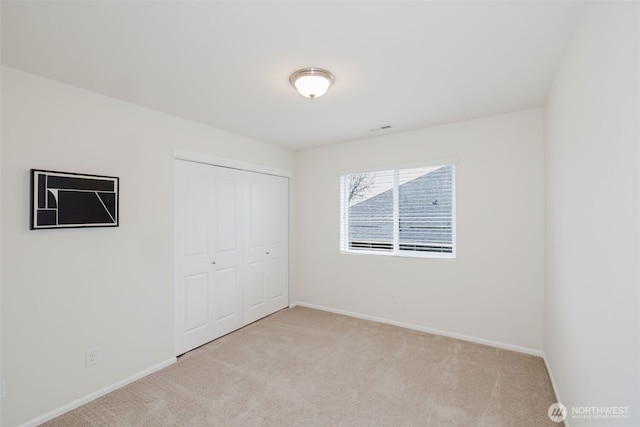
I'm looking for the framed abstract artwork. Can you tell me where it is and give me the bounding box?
[30,169,119,229]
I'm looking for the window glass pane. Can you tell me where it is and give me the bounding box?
[398,165,453,253]
[347,171,393,251]
[340,163,455,259]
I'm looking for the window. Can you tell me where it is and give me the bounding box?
[340,164,456,259]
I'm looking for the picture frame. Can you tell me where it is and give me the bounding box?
[30,169,119,229]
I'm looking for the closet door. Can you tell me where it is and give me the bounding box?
[174,160,243,356]
[175,160,289,356]
[244,172,289,324]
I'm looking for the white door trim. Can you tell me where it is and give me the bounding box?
[173,148,293,178]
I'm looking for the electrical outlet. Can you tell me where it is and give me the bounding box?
[86,348,99,367]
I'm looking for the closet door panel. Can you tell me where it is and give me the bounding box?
[207,166,244,339]
[267,258,285,300]
[184,274,209,332]
[175,163,217,354]
[245,261,266,309]
[175,161,243,355]
[244,172,289,324]
[215,267,240,322]
[266,175,287,302]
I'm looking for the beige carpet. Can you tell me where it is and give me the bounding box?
[43,307,559,426]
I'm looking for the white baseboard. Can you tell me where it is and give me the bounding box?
[543,353,569,426]
[290,301,544,357]
[21,357,176,427]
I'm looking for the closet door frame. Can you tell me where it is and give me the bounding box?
[174,149,292,179]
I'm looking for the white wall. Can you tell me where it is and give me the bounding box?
[0,67,4,425]
[293,109,545,353]
[0,67,293,427]
[544,2,639,426]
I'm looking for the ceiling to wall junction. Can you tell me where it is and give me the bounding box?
[1,1,585,150]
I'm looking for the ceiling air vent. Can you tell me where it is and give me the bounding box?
[370,125,392,132]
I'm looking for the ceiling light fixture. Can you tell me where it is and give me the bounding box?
[289,68,335,99]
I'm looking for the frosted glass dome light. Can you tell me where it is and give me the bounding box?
[289,68,335,99]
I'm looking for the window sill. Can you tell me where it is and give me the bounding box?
[339,249,456,260]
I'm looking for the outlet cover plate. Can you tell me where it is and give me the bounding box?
[86,348,99,367]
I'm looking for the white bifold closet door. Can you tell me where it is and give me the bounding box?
[174,160,288,356]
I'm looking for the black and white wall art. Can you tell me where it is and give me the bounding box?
[31,169,119,229]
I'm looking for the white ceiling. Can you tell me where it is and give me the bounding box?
[1,1,585,151]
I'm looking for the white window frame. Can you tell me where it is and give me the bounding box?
[340,161,457,260]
